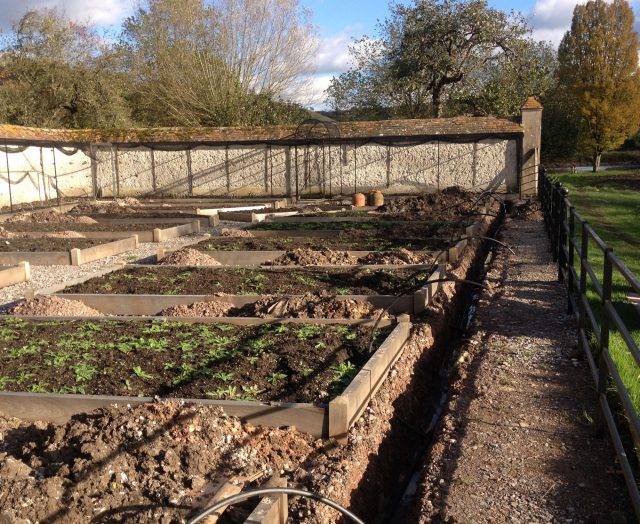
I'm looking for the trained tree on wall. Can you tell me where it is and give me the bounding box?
[557,0,640,172]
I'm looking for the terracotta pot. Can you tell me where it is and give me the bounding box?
[368,190,384,207]
[352,193,366,207]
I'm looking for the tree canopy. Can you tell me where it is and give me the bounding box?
[557,0,640,171]
[0,1,316,129]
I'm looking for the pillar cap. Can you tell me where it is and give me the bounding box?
[521,96,543,110]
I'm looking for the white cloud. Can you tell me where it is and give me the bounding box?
[314,30,356,74]
[0,0,132,30]
[290,73,333,109]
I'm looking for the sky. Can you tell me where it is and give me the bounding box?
[1,0,639,108]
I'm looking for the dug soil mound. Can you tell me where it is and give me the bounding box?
[0,401,316,523]
[160,299,234,317]
[70,197,141,215]
[265,248,357,266]
[358,248,433,265]
[219,227,254,237]
[159,248,222,266]
[248,291,390,319]
[3,209,98,225]
[9,296,101,316]
[44,230,86,238]
[379,186,477,221]
[0,226,14,238]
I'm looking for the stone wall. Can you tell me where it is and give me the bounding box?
[0,138,518,206]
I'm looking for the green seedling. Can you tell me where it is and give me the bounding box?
[8,342,42,359]
[248,337,271,355]
[267,372,287,385]
[238,385,263,401]
[72,363,98,382]
[0,376,13,389]
[15,371,34,385]
[331,361,357,389]
[171,363,197,385]
[44,350,75,367]
[142,323,171,335]
[335,287,352,295]
[314,341,327,350]
[207,385,237,399]
[57,385,86,395]
[28,383,48,393]
[211,371,234,382]
[132,366,154,380]
[294,325,322,340]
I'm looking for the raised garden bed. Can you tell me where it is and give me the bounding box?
[0,316,411,438]
[61,266,434,296]
[0,237,102,252]
[0,236,139,266]
[4,221,201,242]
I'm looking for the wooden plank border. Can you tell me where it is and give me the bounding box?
[153,220,202,242]
[47,293,415,316]
[70,235,139,266]
[0,262,30,289]
[329,316,412,441]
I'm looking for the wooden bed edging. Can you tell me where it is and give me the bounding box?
[49,293,415,316]
[153,220,201,242]
[0,251,71,266]
[95,215,218,228]
[0,391,328,437]
[218,210,299,223]
[328,317,412,441]
[0,237,138,267]
[1,314,395,327]
[0,262,30,289]
[0,316,404,439]
[70,235,139,266]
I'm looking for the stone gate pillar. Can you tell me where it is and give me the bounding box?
[520,97,543,196]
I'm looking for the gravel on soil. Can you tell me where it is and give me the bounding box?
[8,296,102,317]
[158,248,222,266]
[265,248,358,266]
[410,205,634,522]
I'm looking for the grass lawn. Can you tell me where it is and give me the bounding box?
[554,170,640,412]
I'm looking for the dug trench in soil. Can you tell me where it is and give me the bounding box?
[197,223,463,251]
[286,201,503,523]
[61,266,438,295]
[0,317,391,404]
[0,237,103,252]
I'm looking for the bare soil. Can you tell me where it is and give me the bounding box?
[219,228,254,238]
[0,237,101,252]
[357,248,433,265]
[4,222,184,233]
[265,248,358,266]
[248,291,391,320]
[158,248,222,266]
[410,205,634,522]
[70,197,142,214]
[8,296,102,316]
[2,209,98,225]
[199,223,461,251]
[0,318,390,404]
[378,187,479,221]
[62,267,433,295]
[0,401,317,523]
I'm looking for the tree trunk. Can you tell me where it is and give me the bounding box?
[432,88,442,118]
[592,153,601,172]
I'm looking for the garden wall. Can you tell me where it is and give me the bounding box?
[1,139,518,207]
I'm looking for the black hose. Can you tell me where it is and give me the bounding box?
[187,487,365,524]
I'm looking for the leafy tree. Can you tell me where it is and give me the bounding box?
[328,0,529,118]
[0,9,131,128]
[557,0,640,171]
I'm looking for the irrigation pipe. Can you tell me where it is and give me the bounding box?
[187,487,365,524]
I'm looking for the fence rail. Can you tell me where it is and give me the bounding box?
[538,168,640,516]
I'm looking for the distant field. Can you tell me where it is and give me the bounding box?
[555,170,640,411]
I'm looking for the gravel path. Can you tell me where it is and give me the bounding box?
[413,206,633,522]
[0,221,245,306]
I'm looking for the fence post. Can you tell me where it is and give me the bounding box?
[567,205,575,314]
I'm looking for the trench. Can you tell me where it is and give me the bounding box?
[342,210,504,524]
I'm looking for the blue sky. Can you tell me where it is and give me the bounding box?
[1,0,638,108]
